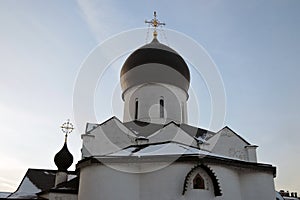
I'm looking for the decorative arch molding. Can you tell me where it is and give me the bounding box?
[182,164,222,196]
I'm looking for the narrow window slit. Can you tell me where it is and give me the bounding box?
[135,99,138,120]
[160,98,164,118]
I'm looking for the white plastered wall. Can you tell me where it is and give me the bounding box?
[123,83,188,124]
[49,193,78,200]
[78,162,275,200]
[208,127,255,162]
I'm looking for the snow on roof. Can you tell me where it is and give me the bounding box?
[7,177,41,199]
[283,197,299,200]
[67,174,76,181]
[104,141,253,163]
[0,192,10,198]
[108,142,210,157]
[6,169,76,199]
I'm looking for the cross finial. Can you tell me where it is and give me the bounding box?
[145,11,166,39]
[60,119,74,143]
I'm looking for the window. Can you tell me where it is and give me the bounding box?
[182,164,222,196]
[135,99,138,120]
[159,98,164,118]
[193,174,205,189]
[181,102,184,121]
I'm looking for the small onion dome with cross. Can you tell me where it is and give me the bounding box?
[120,12,190,97]
[54,120,74,172]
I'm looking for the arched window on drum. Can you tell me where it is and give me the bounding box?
[135,98,139,120]
[159,97,164,118]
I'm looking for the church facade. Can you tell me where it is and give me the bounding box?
[76,37,276,200]
[1,15,276,200]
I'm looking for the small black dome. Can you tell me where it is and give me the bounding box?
[120,38,190,94]
[54,143,73,172]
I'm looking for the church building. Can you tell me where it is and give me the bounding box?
[1,13,276,200]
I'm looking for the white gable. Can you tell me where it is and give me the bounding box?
[208,127,254,161]
[81,117,136,157]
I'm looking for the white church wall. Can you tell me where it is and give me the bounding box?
[210,165,243,200]
[139,163,191,200]
[209,127,251,161]
[49,193,77,200]
[123,83,188,124]
[78,164,139,200]
[78,160,276,200]
[78,162,275,200]
[211,164,276,200]
[239,170,275,200]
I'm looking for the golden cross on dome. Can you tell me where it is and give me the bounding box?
[60,119,74,142]
[145,11,166,38]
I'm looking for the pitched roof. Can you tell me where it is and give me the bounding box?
[123,120,216,140]
[6,169,76,199]
[106,141,208,157]
[179,123,215,139]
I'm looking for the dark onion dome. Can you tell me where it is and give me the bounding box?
[54,142,73,172]
[120,38,190,96]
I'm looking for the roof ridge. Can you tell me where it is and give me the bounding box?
[219,126,251,145]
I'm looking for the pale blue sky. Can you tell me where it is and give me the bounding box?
[0,0,299,193]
